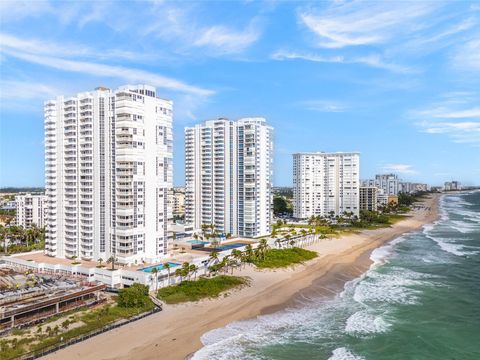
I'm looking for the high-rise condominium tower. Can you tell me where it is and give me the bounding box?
[44,85,172,264]
[185,118,273,238]
[374,174,399,195]
[293,152,360,219]
[15,193,47,228]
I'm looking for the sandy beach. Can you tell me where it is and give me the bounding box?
[43,194,439,360]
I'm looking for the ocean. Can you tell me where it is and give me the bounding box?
[192,192,480,360]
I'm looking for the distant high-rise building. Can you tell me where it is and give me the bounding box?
[44,85,172,264]
[374,174,399,195]
[359,187,378,212]
[444,181,461,191]
[15,194,47,228]
[168,188,185,218]
[185,118,273,237]
[293,152,360,218]
[399,182,428,194]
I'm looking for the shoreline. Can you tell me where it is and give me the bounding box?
[43,194,440,360]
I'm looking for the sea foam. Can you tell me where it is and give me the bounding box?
[345,310,390,336]
[328,347,365,360]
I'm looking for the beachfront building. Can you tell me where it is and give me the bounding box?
[293,152,360,219]
[399,182,428,194]
[359,186,378,212]
[185,118,273,238]
[444,181,461,191]
[44,85,173,265]
[15,194,47,228]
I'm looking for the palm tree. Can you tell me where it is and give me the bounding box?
[97,258,103,268]
[244,244,254,263]
[175,268,183,283]
[182,262,191,280]
[274,238,281,249]
[228,258,237,274]
[285,234,291,247]
[231,249,242,268]
[107,256,116,271]
[258,239,269,259]
[189,264,198,280]
[0,225,7,253]
[209,250,219,266]
[300,229,307,246]
[164,262,171,285]
[151,267,158,292]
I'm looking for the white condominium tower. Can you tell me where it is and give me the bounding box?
[293,152,360,219]
[44,85,172,264]
[185,118,273,238]
[15,193,47,228]
[374,174,399,195]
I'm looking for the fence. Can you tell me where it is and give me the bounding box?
[20,307,161,360]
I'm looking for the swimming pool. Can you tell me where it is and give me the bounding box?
[215,242,248,251]
[186,239,209,245]
[140,262,180,273]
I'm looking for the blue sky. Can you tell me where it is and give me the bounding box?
[0,0,479,187]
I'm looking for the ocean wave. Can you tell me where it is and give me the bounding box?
[369,236,406,267]
[453,209,480,222]
[345,310,390,336]
[450,220,479,234]
[192,333,260,360]
[328,347,365,360]
[426,234,479,256]
[353,268,430,305]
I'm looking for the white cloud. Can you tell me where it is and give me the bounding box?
[300,99,348,112]
[271,50,344,63]
[298,2,438,49]
[144,6,262,55]
[451,37,480,71]
[0,33,152,62]
[383,164,417,175]
[0,80,62,100]
[1,42,213,97]
[419,121,480,145]
[0,0,53,22]
[411,93,480,145]
[271,50,412,73]
[193,24,260,54]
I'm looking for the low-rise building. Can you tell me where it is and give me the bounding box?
[388,195,399,206]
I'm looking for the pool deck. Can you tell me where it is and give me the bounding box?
[10,238,258,272]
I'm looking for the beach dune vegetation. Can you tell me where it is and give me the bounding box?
[252,247,317,269]
[157,275,249,304]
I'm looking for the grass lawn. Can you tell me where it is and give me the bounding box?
[253,247,318,269]
[157,275,249,304]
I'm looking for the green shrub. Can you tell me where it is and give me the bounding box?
[117,283,151,308]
